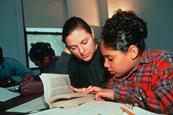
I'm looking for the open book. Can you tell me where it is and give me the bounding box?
[39,73,95,109]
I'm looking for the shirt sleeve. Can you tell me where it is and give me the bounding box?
[9,58,34,80]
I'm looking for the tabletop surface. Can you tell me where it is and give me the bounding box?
[0,93,42,115]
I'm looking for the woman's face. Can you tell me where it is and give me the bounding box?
[65,28,97,61]
[101,41,138,78]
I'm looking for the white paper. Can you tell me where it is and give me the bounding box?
[6,96,47,113]
[0,87,20,102]
[30,100,162,115]
[133,107,162,115]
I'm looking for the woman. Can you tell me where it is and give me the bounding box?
[55,17,108,88]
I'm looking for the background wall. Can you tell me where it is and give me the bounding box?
[141,0,173,50]
[23,0,66,28]
[0,0,26,64]
[107,0,173,50]
[0,0,172,66]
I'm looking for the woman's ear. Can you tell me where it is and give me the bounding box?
[91,27,95,38]
[128,45,139,60]
[91,27,98,44]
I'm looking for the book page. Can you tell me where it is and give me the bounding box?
[49,94,95,109]
[39,73,94,108]
[49,93,88,102]
[40,73,72,104]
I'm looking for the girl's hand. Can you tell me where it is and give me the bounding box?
[95,89,115,101]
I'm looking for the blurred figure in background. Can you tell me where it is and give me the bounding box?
[29,42,60,73]
[20,42,60,95]
[0,46,34,87]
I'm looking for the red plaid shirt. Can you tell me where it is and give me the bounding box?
[107,50,173,114]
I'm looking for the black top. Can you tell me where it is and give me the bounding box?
[40,56,60,73]
[53,48,109,88]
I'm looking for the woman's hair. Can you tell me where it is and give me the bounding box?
[62,16,92,43]
[29,42,55,65]
[101,9,147,55]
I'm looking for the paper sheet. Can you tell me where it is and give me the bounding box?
[0,87,20,102]
[6,96,47,113]
[29,100,127,115]
[30,100,161,115]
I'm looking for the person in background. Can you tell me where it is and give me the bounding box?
[72,9,173,114]
[0,46,34,87]
[55,16,109,88]
[29,42,60,73]
[20,42,60,95]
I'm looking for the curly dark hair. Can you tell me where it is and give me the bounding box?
[29,42,55,66]
[101,9,147,55]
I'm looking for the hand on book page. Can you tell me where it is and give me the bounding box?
[39,73,95,109]
[49,94,95,109]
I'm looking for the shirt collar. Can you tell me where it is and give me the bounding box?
[139,50,154,64]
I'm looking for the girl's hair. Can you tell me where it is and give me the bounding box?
[29,42,55,66]
[102,9,147,55]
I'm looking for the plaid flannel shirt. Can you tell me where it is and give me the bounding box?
[107,50,173,114]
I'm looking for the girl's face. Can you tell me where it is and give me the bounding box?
[65,28,97,61]
[101,41,138,78]
[34,56,50,68]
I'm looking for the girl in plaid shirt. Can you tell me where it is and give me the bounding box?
[72,9,173,114]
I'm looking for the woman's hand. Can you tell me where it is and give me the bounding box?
[70,85,96,94]
[85,86,102,94]
[85,86,115,101]
[70,86,91,94]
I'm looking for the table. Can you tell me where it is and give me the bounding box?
[0,94,42,115]
[0,91,160,115]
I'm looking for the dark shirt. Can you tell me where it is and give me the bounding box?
[54,48,109,88]
[40,56,60,73]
